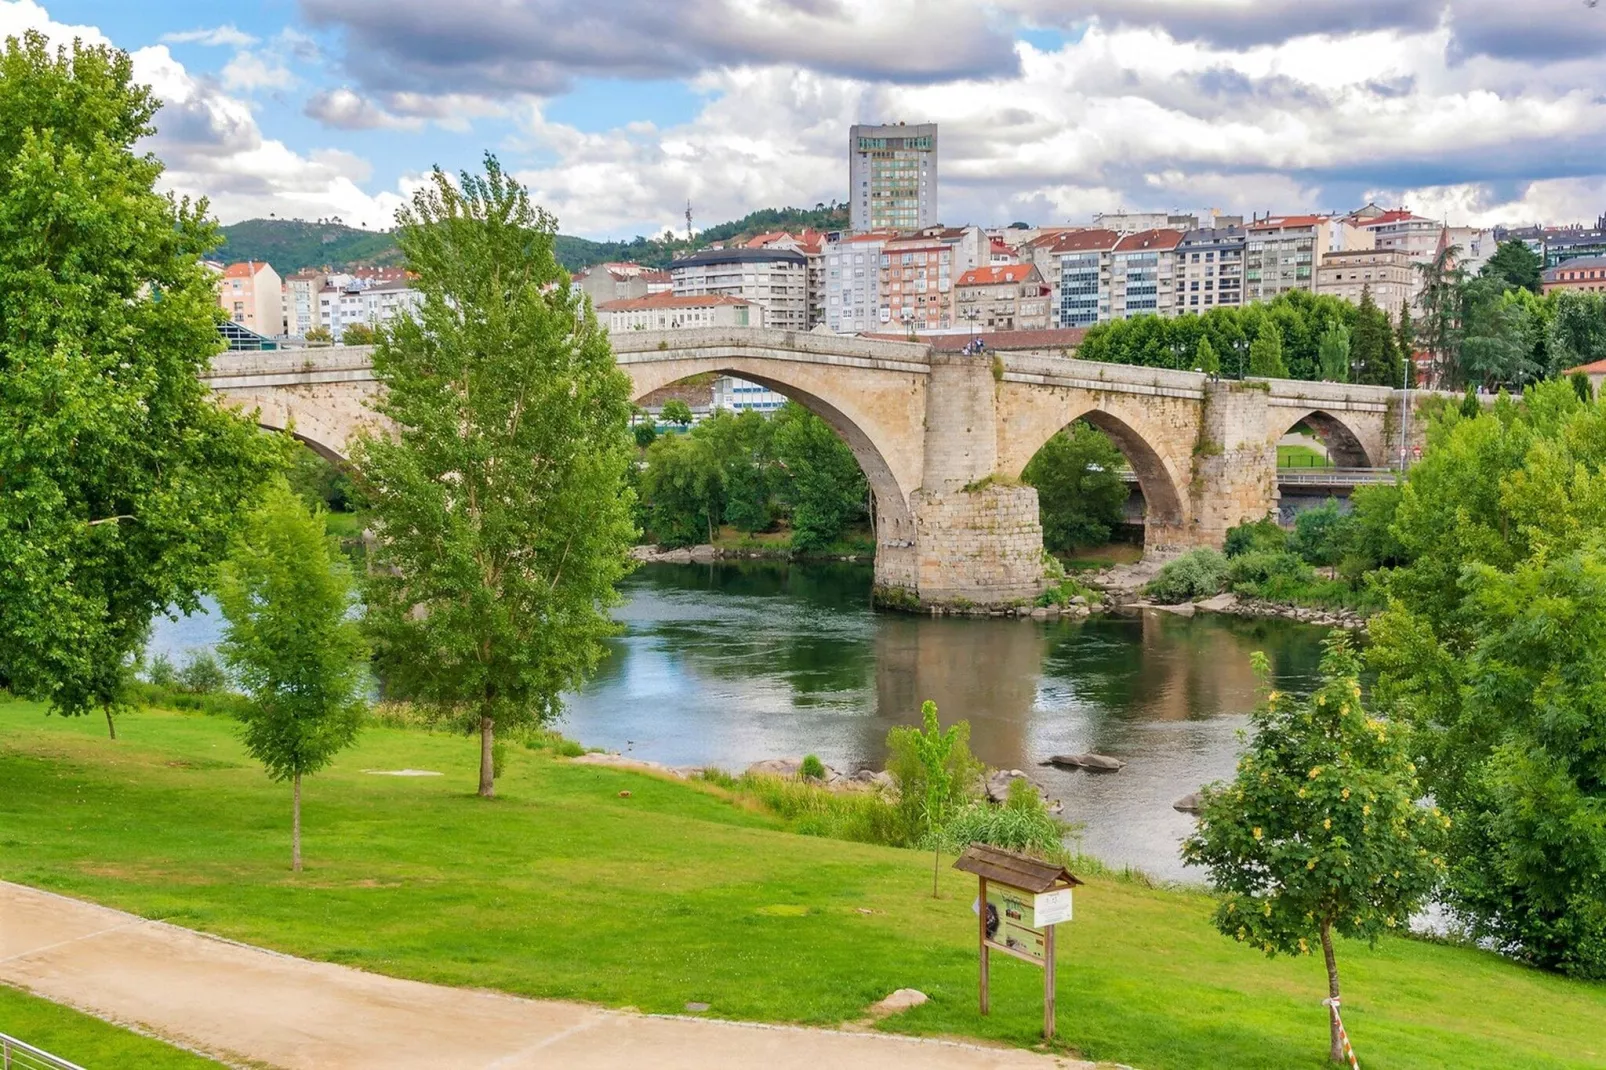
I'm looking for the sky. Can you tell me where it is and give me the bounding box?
[9,0,1606,239]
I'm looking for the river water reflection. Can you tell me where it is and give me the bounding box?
[150,560,1332,882]
[566,561,1331,882]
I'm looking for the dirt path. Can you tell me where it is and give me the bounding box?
[0,882,1092,1069]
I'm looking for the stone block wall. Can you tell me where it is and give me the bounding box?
[1189,381,1279,546]
[909,483,1046,606]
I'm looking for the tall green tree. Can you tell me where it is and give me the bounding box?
[1370,381,1606,977]
[1350,287,1403,387]
[354,157,636,798]
[661,398,694,428]
[0,32,277,736]
[1480,239,1544,294]
[1184,636,1445,1064]
[1548,291,1606,375]
[1022,421,1129,552]
[639,432,721,547]
[216,481,366,872]
[1317,321,1350,382]
[1194,334,1220,375]
[771,402,866,552]
[1247,321,1288,378]
[1415,244,1466,386]
[1457,277,1533,390]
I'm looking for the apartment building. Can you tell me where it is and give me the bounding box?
[599,291,758,331]
[670,247,809,332]
[1543,255,1606,294]
[216,261,283,337]
[1030,229,1120,328]
[1177,227,1245,312]
[1244,216,1370,302]
[824,231,893,334]
[954,264,1050,331]
[1315,249,1414,317]
[744,230,827,327]
[849,122,938,232]
[1444,226,1497,277]
[315,275,422,340]
[283,269,324,336]
[1109,230,1184,320]
[880,233,956,332]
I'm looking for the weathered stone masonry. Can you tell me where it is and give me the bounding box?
[204,327,1425,609]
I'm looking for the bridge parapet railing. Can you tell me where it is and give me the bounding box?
[206,345,377,379]
[1,1033,89,1070]
[1276,467,1400,486]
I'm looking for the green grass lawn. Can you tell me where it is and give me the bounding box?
[1278,444,1334,469]
[0,983,219,1067]
[2,697,1604,1069]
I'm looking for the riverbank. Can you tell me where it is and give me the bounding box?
[1081,557,1370,630]
[4,697,1604,1070]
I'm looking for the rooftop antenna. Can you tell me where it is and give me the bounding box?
[685,200,694,243]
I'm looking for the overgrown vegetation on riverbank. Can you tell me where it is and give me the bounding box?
[4,697,1605,1070]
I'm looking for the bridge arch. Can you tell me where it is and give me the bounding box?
[1275,408,1375,468]
[220,387,376,465]
[998,391,1193,546]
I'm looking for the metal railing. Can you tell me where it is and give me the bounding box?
[1,1034,88,1070]
[1276,467,1399,486]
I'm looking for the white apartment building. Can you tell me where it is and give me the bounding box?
[1315,249,1414,318]
[670,247,809,332]
[316,275,422,340]
[954,264,1050,331]
[824,232,894,334]
[1025,229,1120,328]
[283,269,324,336]
[849,122,938,232]
[1244,216,1371,303]
[599,291,758,332]
[1109,230,1184,320]
[743,230,827,327]
[711,376,789,414]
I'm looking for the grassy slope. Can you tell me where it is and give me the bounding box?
[0,983,219,1067]
[2,699,1603,1069]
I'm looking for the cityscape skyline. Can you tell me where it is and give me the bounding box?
[18,0,1605,241]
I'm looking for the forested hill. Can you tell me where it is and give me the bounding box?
[216,203,850,275]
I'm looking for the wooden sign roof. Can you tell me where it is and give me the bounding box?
[952,844,1083,892]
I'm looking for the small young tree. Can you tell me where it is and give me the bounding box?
[1247,321,1288,378]
[887,700,982,897]
[340,322,377,346]
[354,157,636,798]
[1195,335,1220,375]
[217,482,367,871]
[661,399,694,428]
[1183,635,1445,1064]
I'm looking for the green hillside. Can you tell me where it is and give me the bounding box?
[217,203,850,275]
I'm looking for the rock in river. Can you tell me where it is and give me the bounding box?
[1172,792,1204,813]
[1042,752,1127,772]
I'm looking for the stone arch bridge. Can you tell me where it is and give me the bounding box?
[203,327,1423,607]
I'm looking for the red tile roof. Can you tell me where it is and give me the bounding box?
[1567,358,1606,375]
[598,292,753,312]
[956,264,1037,286]
[222,261,269,278]
[1039,229,1122,253]
[1357,209,1420,227]
[1113,229,1184,252]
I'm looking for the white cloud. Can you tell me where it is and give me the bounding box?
[221,50,294,92]
[158,24,257,48]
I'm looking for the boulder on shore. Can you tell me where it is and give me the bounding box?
[745,757,842,783]
[1042,752,1127,772]
[1172,792,1204,814]
[985,769,1063,813]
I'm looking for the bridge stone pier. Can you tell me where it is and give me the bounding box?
[204,328,1424,610]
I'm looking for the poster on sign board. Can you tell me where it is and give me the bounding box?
[985,883,1047,962]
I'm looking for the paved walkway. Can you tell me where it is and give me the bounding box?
[0,882,1090,1069]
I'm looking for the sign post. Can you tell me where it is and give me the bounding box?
[954,844,1082,1040]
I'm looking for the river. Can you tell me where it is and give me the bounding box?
[149,560,1332,882]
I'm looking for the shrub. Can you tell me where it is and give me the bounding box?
[1228,550,1315,588]
[885,706,984,838]
[1223,515,1288,558]
[144,651,178,688]
[1290,499,1350,566]
[177,650,228,694]
[1144,548,1229,604]
[799,754,827,781]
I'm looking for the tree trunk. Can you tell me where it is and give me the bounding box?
[478,716,496,798]
[104,704,116,740]
[292,772,302,873]
[1320,919,1342,1064]
[931,843,941,898]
